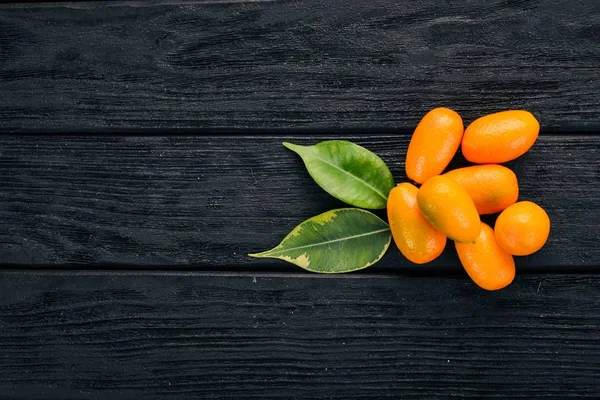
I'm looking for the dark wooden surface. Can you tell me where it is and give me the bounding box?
[1,0,600,398]
[1,270,600,399]
[1,0,600,131]
[0,134,598,270]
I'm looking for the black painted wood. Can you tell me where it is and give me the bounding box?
[1,0,600,131]
[0,270,599,399]
[1,0,599,398]
[0,134,598,270]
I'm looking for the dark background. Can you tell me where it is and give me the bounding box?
[1,0,599,398]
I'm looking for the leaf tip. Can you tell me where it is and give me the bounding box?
[282,142,302,152]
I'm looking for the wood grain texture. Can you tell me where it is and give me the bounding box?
[0,134,597,270]
[1,0,600,130]
[0,270,599,399]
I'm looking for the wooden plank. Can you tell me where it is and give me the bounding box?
[0,134,597,270]
[0,270,599,399]
[1,0,599,130]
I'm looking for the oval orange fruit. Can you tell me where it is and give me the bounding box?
[455,223,515,291]
[405,107,464,184]
[387,183,447,264]
[417,175,480,243]
[443,164,519,215]
[462,110,540,164]
[494,201,550,256]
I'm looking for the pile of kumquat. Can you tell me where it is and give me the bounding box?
[388,109,550,291]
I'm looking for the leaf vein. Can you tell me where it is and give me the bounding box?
[266,228,390,256]
[311,155,388,202]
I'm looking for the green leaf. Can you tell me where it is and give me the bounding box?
[248,208,391,273]
[283,140,395,209]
